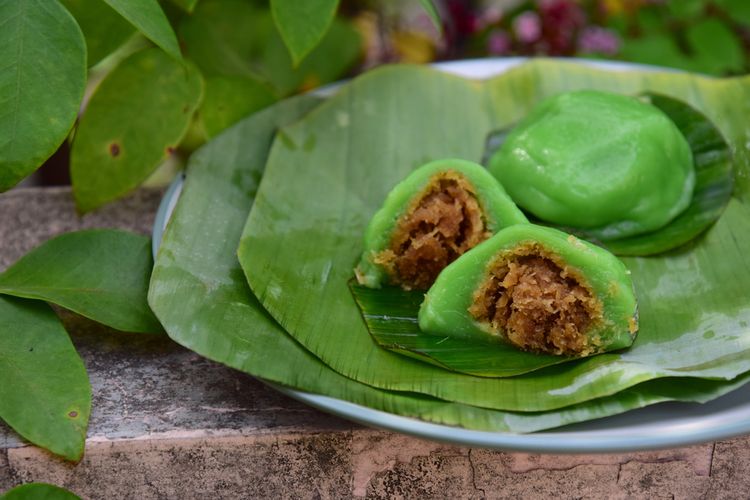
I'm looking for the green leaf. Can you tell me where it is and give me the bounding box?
[0,230,161,333]
[619,35,694,72]
[271,0,340,66]
[686,19,744,75]
[168,0,199,13]
[178,0,268,79]
[100,0,181,60]
[260,17,362,96]
[179,1,361,96]
[667,0,705,18]
[0,0,86,191]
[350,282,570,377]
[149,91,750,432]
[0,296,90,461]
[716,0,750,25]
[60,0,134,67]
[634,6,668,35]
[200,76,278,138]
[418,0,442,33]
[240,62,750,412]
[71,48,203,213]
[1,483,81,500]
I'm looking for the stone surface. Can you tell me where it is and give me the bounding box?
[706,439,750,499]
[2,187,750,499]
[0,451,12,492]
[7,431,750,499]
[7,433,355,499]
[0,187,161,268]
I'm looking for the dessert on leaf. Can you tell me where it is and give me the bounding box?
[355,158,527,290]
[488,90,695,240]
[419,225,638,357]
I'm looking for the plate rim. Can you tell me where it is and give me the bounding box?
[152,57,750,453]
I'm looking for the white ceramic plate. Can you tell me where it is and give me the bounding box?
[153,59,750,453]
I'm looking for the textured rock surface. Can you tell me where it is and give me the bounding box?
[2,187,750,499]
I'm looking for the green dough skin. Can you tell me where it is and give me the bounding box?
[356,158,528,288]
[418,224,638,355]
[489,90,695,240]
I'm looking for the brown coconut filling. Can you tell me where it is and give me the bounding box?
[469,245,604,356]
[374,171,490,290]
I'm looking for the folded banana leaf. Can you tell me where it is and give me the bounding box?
[148,93,750,433]
[349,281,574,377]
[350,91,735,377]
[239,61,750,412]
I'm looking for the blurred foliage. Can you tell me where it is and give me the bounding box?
[1,0,368,207]
[384,0,750,75]
[4,0,749,198]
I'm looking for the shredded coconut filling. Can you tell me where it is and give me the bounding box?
[469,248,603,356]
[375,172,489,290]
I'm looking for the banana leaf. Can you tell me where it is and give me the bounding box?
[148,94,750,433]
[349,282,573,377]
[351,91,736,376]
[239,61,750,412]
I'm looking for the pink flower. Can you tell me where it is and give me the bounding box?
[578,26,620,56]
[488,29,512,55]
[514,11,542,44]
